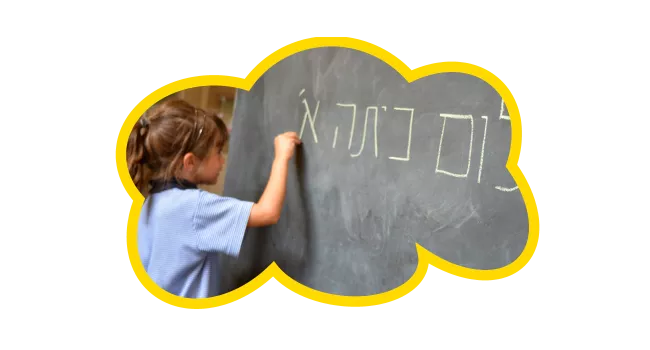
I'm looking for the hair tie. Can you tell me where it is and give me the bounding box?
[139,117,150,136]
[194,108,204,139]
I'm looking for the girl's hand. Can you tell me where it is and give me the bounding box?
[274,132,302,161]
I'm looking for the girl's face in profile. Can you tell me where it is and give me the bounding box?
[196,146,225,185]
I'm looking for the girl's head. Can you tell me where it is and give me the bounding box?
[127,98,229,196]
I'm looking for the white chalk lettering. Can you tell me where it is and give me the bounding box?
[478,116,488,183]
[299,95,320,143]
[297,94,515,193]
[495,185,518,192]
[435,114,474,178]
[499,99,510,120]
[379,106,387,157]
[388,107,414,162]
[336,103,357,150]
[374,107,379,158]
[494,109,518,192]
[351,106,379,158]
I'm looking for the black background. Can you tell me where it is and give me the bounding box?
[112,31,588,323]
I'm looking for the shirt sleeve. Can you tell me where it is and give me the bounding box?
[192,190,254,257]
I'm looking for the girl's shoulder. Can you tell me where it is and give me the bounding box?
[195,189,253,207]
[148,187,253,215]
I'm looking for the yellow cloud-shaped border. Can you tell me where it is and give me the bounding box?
[116,37,538,308]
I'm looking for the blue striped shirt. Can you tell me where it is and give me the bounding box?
[137,187,254,298]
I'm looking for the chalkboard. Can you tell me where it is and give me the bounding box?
[219,47,527,296]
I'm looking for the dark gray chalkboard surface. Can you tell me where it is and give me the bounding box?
[219,47,528,296]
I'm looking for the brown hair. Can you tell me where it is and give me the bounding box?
[127,98,229,196]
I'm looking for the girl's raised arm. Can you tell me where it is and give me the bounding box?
[247,132,301,227]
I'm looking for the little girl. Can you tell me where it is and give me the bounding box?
[127,98,301,298]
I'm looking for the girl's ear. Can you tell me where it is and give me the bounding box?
[182,153,197,172]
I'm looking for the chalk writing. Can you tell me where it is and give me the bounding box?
[336,103,357,150]
[373,107,379,158]
[499,99,509,120]
[495,185,518,192]
[494,101,517,191]
[299,90,319,143]
[478,116,488,183]
[352,107,378,158]
[299,92,519,193]
[388,108,414,162]
[435,114,474,178]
